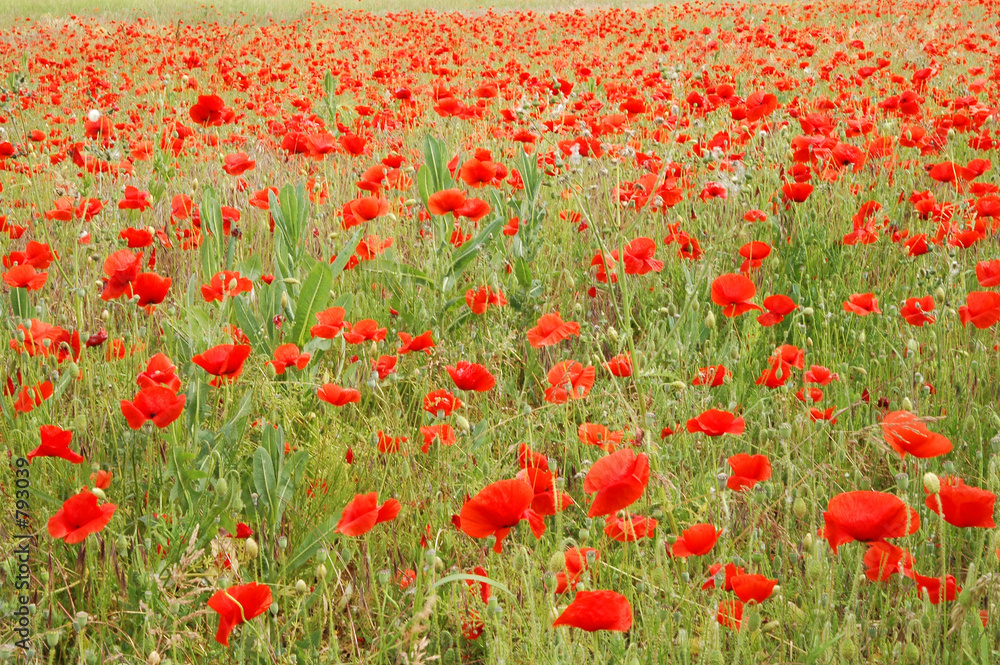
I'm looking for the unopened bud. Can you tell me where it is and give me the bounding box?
[923,472,940,495]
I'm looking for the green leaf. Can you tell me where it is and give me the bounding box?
[364,259,436,290]
[253,447,277,517]
[329,228,363,282]
[10,288,29,319]
[417,134,451,207]
[513,257,532,288]
[232,295,263,353]
[432,573,515,599]
[290,260,333,348]
[285,514,340,573]
[447,215,504,282]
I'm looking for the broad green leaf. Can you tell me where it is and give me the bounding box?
[290,260,333,348]
[10,288,29,319]
[448,215,504,280]
[253,447,277,518]
[329,228,363,282]
[285,514,340,573]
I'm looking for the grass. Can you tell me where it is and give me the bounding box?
[1,0,999,663]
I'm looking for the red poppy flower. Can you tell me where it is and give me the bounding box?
[958,291,1000,328]
[137,353,181,392]
[192,344,252,386]
[843,293,881,316]
[3,264,48,291]
[423,389,463,416]
[310,307,347,339]
[550,546,598,594]
[459,478,542,553]
[717,600,744,631]
[687,409,745,436]
[27,425,84,464]
[726,453,771,491]
[516,465,573,516]
[604,515,657,542]
[397,330,435,355]
[804,365,838,385]
[101,249,142,301]
[578,423,624,452]
[822,491,920,553]
[863,542,915,582]
[446,361,496,392]
[419,424,456,453]
[924,476,996,528]
[526,312,580,347]
[118,185,152,212]
[757,294,798,326]
[730,574,777,604]
[738,241,771,272]
[222,152,255,176]
[975,259,1000,287]
[47,488,116,544]
[207,582,272,646]
[342,319,387,344]
[900,296,935,326]
[670,523,722,557]
[316,383,361,407]
[374,353,398,379]
[335,492,401,536]
[781,181,813,203]
[121,385,186,430]
[91,470,113,490]
[189,95,234,127]
[703,562,745,591]
[909,571,960,604]
[544,361,595,404]
[201,271,253,302]
[427,188,467,216]
[552,590,632,632]
[603,353,633,377]
[13,381,54,415]
[711,273,762,317]
[583,448,650,517]
[621,237,663,275]
[269,344,310,375]
[130,272,171,309]
[376,430,407,454]
[881,410,953,459]
[692,365,728,387]
[464,286,507,314]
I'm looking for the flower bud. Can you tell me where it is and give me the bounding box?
[923,472,940,495]
[455,415,470,433]
[838,638,858,660]
[295,579,309,594]
[244,537,259,559]
[704,311,716,329]
[547,551,566,573]
[792,497,807,519]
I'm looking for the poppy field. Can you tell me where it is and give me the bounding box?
[3,0,1000,662]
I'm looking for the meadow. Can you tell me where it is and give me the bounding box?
[1,0,999,662]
